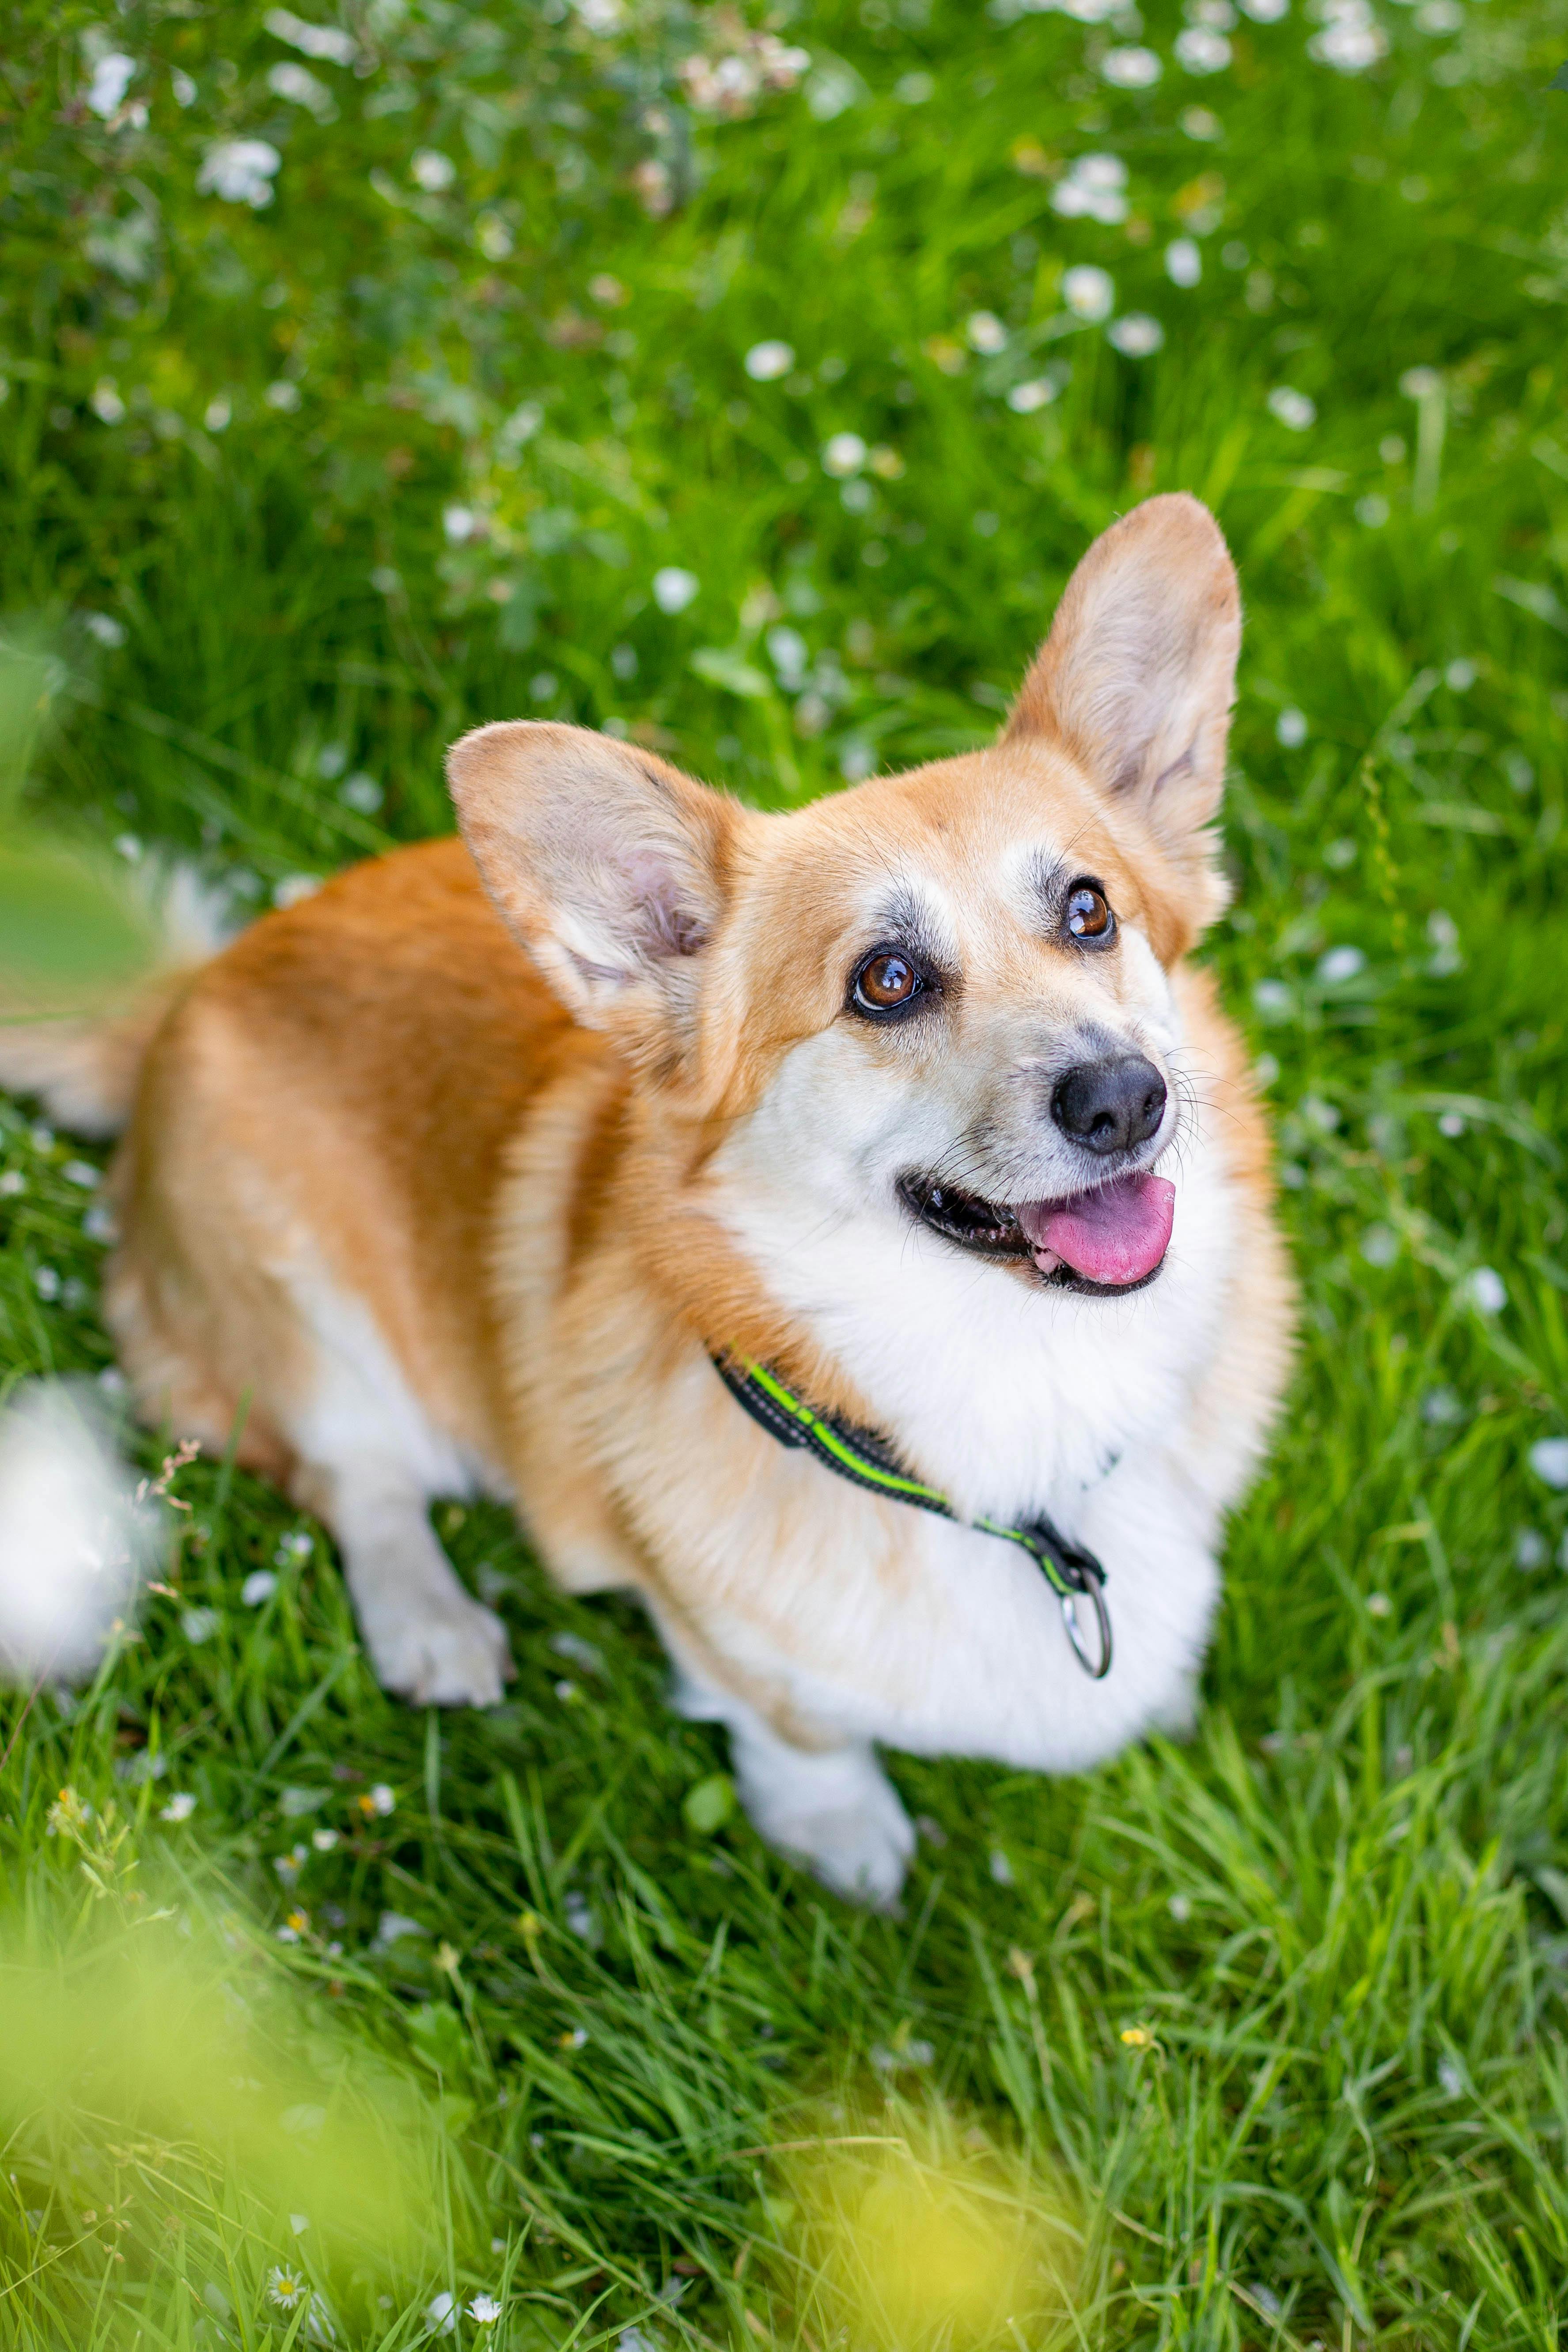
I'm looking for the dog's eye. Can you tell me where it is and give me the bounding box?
[1066,882,1114,943]
[852,949,925,1016]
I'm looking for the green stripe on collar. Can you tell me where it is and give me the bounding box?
[711,1353,1113,1680]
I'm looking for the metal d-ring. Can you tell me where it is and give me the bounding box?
[1059,1567,1114,1681]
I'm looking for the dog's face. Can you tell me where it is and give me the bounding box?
[450,493,1241,1299]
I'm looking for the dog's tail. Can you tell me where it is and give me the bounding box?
[0,860,231,1139]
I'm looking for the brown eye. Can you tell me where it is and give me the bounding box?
[852,949,925,1016]
[1066,883,1114,943]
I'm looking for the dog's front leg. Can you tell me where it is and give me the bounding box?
[297,1455,514,1708]
[670,1659,914,1909]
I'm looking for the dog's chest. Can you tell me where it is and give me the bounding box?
[640,1345,1219,1770]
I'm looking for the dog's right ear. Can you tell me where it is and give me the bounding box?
[446,721,735,1062]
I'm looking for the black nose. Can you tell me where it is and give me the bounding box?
[1051,1056,1167,1156]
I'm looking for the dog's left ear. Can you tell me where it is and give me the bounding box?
[1006,493,1240,876]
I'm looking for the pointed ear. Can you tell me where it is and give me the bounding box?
[1006,493,1240,879]
[446,721,735,1062]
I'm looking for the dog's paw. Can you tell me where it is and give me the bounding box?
[362,1590,514,1708]
[738,1748,916,1909]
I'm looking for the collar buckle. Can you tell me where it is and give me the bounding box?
[1057,1559,1113,1681]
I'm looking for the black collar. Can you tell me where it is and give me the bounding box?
[712,1354,1112,1679]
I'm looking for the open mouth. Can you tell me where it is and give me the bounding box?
[898,1169,1176,1295]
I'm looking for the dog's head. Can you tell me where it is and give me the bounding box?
[449,493,1240,1298]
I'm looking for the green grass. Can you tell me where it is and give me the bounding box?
[4,0,1568,2343]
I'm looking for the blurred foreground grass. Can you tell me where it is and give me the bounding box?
[3,0,1568,2344]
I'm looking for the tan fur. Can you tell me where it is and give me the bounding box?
[9,496,1295,1900]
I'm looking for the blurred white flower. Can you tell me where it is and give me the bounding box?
[1463,1267,1507,1315]
[1267,386,1316,431]
[1051,153,1129,223]
[1307,0,1386,70]
[1062,265,1115,322]
[966,311,1007,355]
[1101,46,1163,85]
[1241,0,1290,15]
[83,612,125,647]
[425,2291,457,2337]
[1176,25,1233,69]
[160,1791,197,1822]
[181,1607,218,1644]
[1530,1439,1568,1490]
[0,1381,158,1685]
[1276,706,1308,746]
[241,1569,278,1606]
[376,1911,425,1945]
[267,61,335,120]
[86,53,135,119]
[682,32,810,115]
[822,432,867,478]
[744,339,794,381]
[651,567,699,614]
[766,625,809,688]
[804,57,859,119]
[90,380,126,424]
[197,140,281,209]
[1108,314,1164,356]
[443,505,477,544]
[469,2298,502,2325]
[1316,944,1363,983]
[500,400,542,447]
[1007,378,1059,412]
[1400,365,1441,401]
[265,8,356,65]
[1166,237,1202,287]
[631,159,673,217]
[411,150,456,193]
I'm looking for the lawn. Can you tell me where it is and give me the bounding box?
[3,0,1568,2344]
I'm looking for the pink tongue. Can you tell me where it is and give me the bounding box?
[1016,1174,1176,1287]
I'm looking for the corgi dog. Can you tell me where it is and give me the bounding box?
[1,494,1292,1905]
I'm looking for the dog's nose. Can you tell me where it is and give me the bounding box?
[1051,1056,1167,1156]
